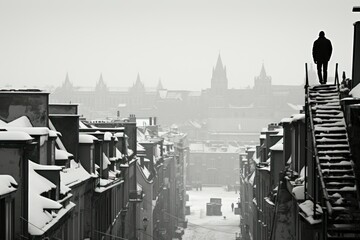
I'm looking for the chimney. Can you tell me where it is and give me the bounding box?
[129,114,136,123]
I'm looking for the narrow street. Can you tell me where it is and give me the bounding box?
[183,187,241,240]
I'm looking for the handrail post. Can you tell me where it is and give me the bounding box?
[305,63,309,87]
[313,152,317,218]
[335,63,339,88]
[304,66,308,200]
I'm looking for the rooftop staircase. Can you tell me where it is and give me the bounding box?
[307,83,360,239]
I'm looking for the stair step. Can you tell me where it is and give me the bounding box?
[313,118,344,124]
[322,169,354,174]
[310,84,337,89]
[312,106,341,111]
[326,182,355,188]
[315,114,343,119]
[311,100,340,105]
[318,150,350,154]
[310,92,339,96]
[327,187,357,193]
[317,137,348,143]
[324,176,356,180]
[317,144,349,148]
[320,161,352,167]
[316,133,347,139]
[315,123,346,128]
[315,97,339,102]
[319,155,348,160]
[328,236,360,240]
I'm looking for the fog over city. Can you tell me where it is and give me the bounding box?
[0,0,359,90]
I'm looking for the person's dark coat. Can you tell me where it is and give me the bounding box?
[312,36,332,63]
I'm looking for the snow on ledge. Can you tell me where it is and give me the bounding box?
[28,160,63,235]
[0,175,18,195]
[79,134,98,144]
[55,148,73,161]
[60,160,92,187]
[350,83,360,98]
[0,131,33,141]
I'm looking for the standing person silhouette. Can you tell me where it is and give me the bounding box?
[312,31,333,84]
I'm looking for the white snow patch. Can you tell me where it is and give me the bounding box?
[55,148,73,160]
[79,134,97,144]
[0,175,18,195]
[292,185,304,200]
[7,116,33,127]
[60,160,91,187]
[350,83,360,98]
[0,131,33,141]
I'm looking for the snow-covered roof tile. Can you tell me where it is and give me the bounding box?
[137,143,146,151]
[350,83,360,98]
[103,153,111,169]
[298,200,322,225]
[1,127,49,136]
[79,134,98,144]
[7,116,33,127]
[79,121,89,129]
[29,160,68,235]
[0,175,17,195]
[60,160,92,187]
[55,148,73,161]
[292,185,304,200]
[270,138,283,151]
[0,131,33,141]
[249,171,255,185]
[104,132,112,141]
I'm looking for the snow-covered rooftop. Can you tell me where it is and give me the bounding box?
[55,148,73,161]
[28,160,66,235]
[60,160,92,188]
[350,83,360,98]
[270,137,283,151]
[0,131,33,141]
[79,134,98,144]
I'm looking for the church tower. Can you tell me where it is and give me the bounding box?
[157,78,164,91]
[254,63,272,94]
[62,72,74,91]
[211,54,228,94]
[95,73,108,92]
[130,73,145,93]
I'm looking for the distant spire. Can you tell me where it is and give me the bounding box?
[157,78,164,90]
[211,53,228,92]
[215,53,224,71]
[99,73,104,83]
[62,72,73,89]
[136,73,141,85]
[65,72,70,83]
[131,73,145,92]
[260,63,267,78]
[95,73,107,91]
[254,62,272,91]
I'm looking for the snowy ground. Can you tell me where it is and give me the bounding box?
[183,187,241,240]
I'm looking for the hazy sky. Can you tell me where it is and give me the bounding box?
[0,0,359,90]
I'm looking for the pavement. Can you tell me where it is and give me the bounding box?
[182,187,241,240]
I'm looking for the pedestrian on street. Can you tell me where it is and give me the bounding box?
[231,202,234,212]
[312,31,332,84]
